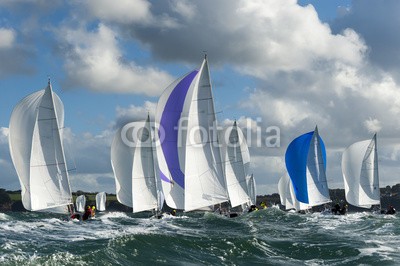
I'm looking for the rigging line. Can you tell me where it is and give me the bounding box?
[192,97,213,101]
[181,110,222,115]
[39,106,54,111]
[31,162,66,167]
[38,117,57,121]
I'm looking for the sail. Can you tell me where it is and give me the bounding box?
[155,70,198,210]
[155,58,228,211]
[111,123,134,208]
[76,195,86,212]
[111,116,159,213]
[285,127,330,206]
[246,174,256,205]
[132,116,158,212]
[278,173,310,211]
[221,122,252,207]
[183,59,228,211]
[9,81,72,213]
[96,192,106,211]
[342,134,380,208]
[278,175,288,207]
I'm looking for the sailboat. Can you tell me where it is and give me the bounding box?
[341,134,380,209]
[9,80,73,214]
[155,56,228,212]
[285,127,331,208]
[111,115,162,213]
[278,173,310,211]
[221,121,254,209]
[96,192,106,211]
[76,195,86,213]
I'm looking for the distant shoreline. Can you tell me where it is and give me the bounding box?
[1,184,400,212]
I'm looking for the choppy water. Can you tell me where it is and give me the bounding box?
[0,209,399,265]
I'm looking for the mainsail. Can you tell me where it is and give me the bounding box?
[155,57,228,211]
[111,115,160,213]
[221,121,252,208]
[9,81,73,213]
[285,127,330,206]
[342,134,380,208]
[96,192,106,211]
[76,195,86,213]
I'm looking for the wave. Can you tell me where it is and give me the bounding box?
[0,210,398,264]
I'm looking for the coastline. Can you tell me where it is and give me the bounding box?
[1,184,399,212]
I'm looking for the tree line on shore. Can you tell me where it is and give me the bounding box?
[1,184,400,212]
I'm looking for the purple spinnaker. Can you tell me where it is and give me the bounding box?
[159,70,198,189]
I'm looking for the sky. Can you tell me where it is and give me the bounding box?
[1,0,400,196]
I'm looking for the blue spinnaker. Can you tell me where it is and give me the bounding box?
[285,130,326,204]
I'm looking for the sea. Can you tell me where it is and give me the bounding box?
[0,208,399,265]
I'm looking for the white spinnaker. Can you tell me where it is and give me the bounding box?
[184,59,228,212]
[96,192,106,211]
[278,175,289,208]
[111,125,134,208]
[76,195,86,212]
[278,173,309,211]
[289,177,310,211]
[111,118,159,213]
[246,174,256,205]
[131,117,158,213]
[342,134,380,208]
[305,128,331,207]
[221,122,251,207]
[9,83,72,213]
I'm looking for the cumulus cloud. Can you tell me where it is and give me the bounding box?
[364,118,382,133]
[0,127,9,144]
[81,0,152,24]
[0,27,33,78]
[125,0,366,76]
[3,0,400,194]
[63,127,113,175]
[56,23,174,96]
[0,28,15,49]
[251,155,285,195]
[114,101,157,128]
[0,127,20,190]
[333,0,400,76]
[69,173,115,194]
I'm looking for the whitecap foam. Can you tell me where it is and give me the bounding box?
[98,212,130,219]
[0,213,11,221]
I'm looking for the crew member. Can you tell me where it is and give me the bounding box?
[386,205,396,215]
[260,202,267,209]
[82,206,92,221]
